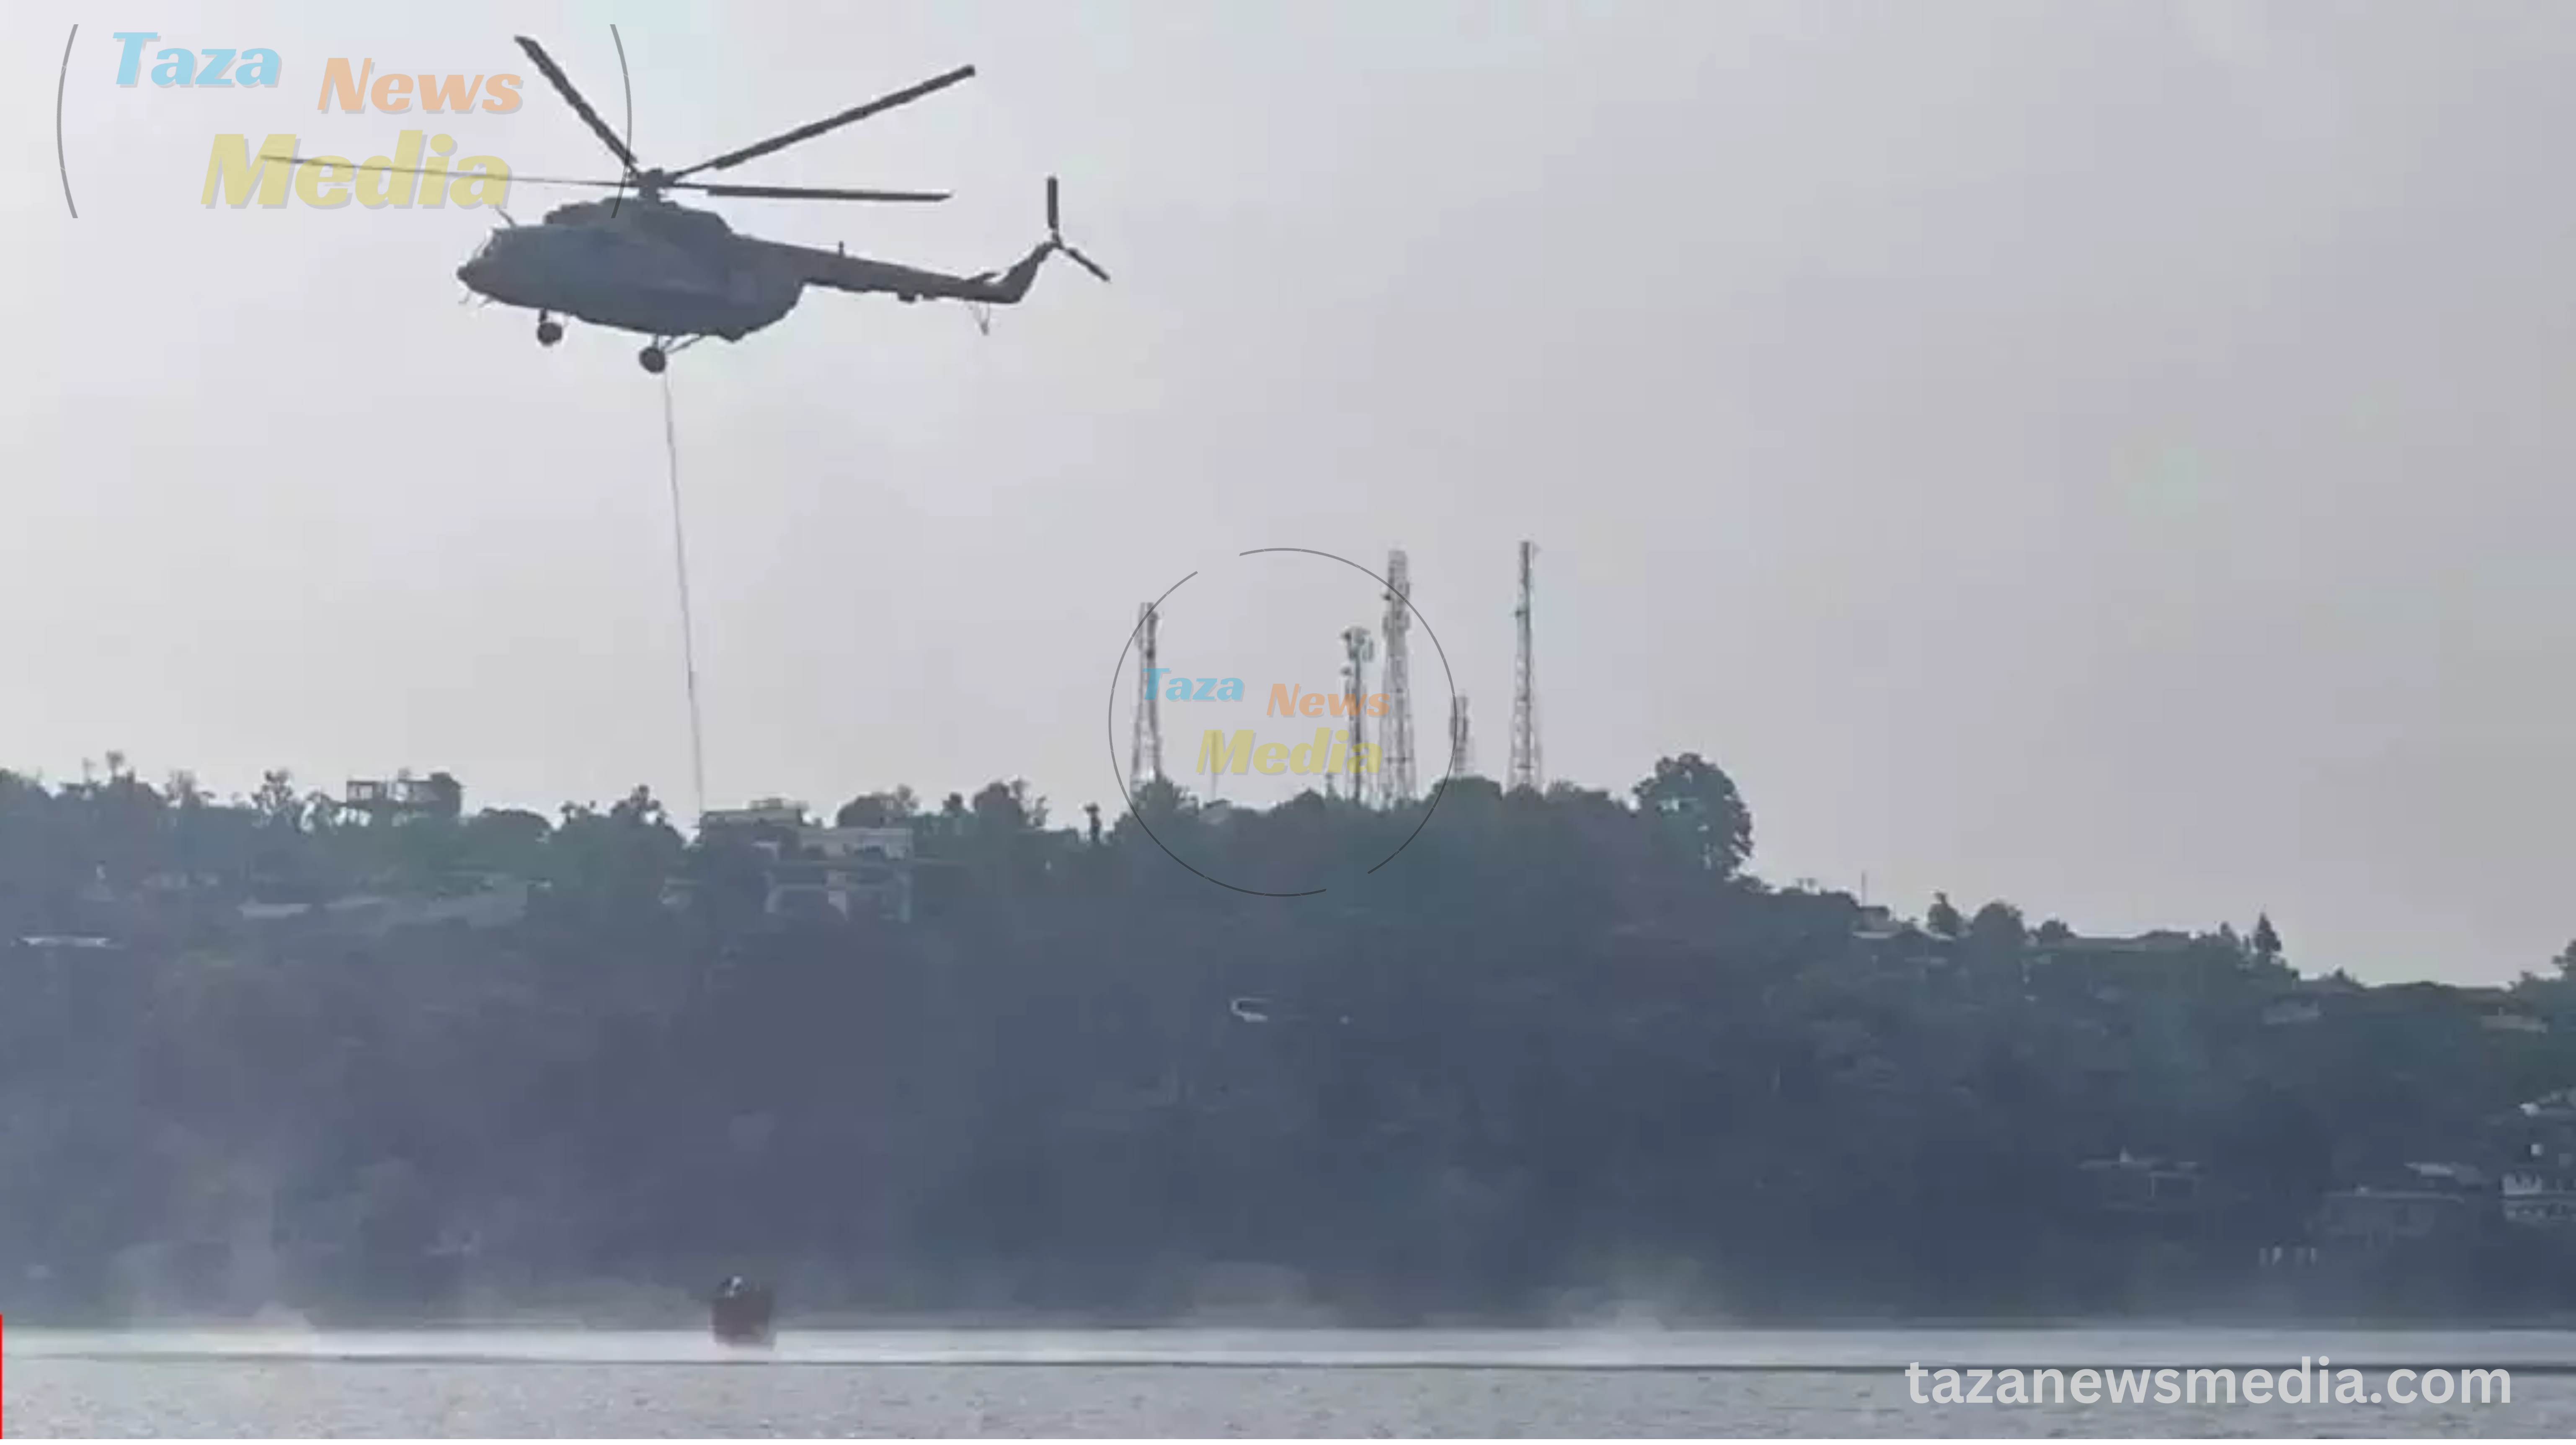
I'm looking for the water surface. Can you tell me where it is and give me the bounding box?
[9,1327,2570,1435]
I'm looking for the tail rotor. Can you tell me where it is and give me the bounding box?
[1045,176,1110,283]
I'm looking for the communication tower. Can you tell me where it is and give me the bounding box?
[1340,624,1374,801]
[1509,541,1542,792]
[1380,550,1417,805]
[1450,694,1474,780]
[1130,602,1163,787]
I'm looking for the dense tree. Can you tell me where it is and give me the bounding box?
[835,787,919,828]
[1967,900,2027,957]
[2253,912,2284,963]
[1631,752,1754,877]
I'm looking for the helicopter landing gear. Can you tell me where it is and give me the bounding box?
[536,314,564,347]
[638,335,706,374]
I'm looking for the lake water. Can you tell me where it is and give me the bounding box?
[9,1327,2576,1435]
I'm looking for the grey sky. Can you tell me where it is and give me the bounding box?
[6,0,2572,982]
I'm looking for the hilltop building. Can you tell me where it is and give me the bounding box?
[684,799,918,924]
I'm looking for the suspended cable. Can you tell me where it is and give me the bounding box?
[609,24,634,217]
[659,369,709,823]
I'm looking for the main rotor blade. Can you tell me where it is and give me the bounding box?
[667,65,976,181]
[685,181,951,203]
[514,35,642,175]
[253,153,951,203]
[252,154,628,188]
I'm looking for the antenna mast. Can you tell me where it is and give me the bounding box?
[1340,624,1374,802]
[1510,541,1541,793]
[1450,694,1474,779]
[1131,602,1163,787]
[1380,550,1417,805]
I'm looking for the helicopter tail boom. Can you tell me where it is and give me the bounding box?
[786,175,1106,306]
[786,244,1043,304]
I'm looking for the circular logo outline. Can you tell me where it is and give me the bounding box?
[1104,546,1463,896]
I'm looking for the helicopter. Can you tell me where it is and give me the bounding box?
[274,36,1107,373]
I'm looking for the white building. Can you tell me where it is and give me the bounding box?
[691,802,917,924]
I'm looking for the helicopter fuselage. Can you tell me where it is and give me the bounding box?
[457,201,805,341]
[452,184,1094,371]
[450,36,1100,372]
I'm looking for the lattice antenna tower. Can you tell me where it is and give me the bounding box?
[1130,602,1164,787]
[1509,541,1542,792]
[1450,694,1474,780]
[1380,550,1418,805]
[1341,624,1374,802]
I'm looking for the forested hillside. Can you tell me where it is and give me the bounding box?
[0,753,2571,1324]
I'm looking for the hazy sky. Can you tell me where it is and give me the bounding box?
[7,0,2574,983]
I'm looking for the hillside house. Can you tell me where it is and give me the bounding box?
[2315,1163,2493,1250]
[688,801,919,923]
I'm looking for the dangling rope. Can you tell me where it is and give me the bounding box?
[609,25,634,219]
[660,369,709,823]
